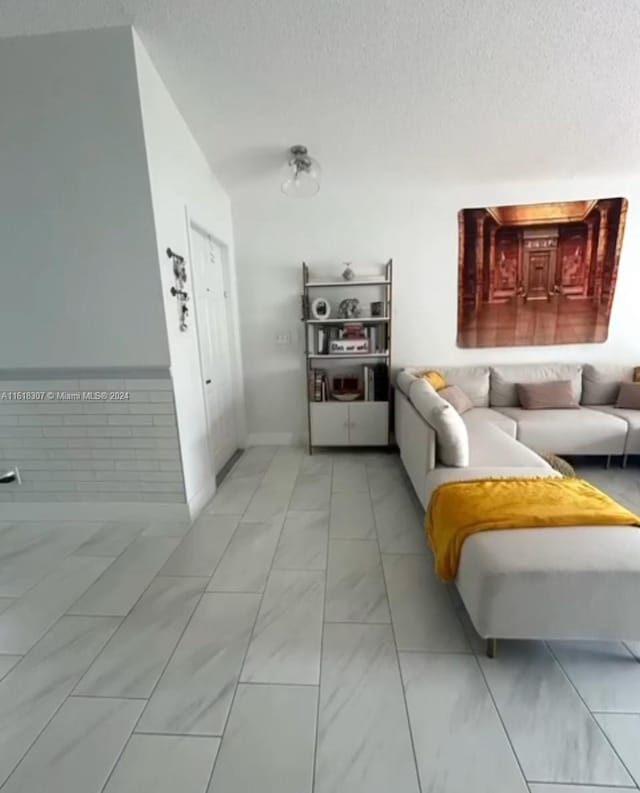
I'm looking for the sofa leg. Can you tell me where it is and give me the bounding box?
[623,454,629,469]
[605,455,612,470]
[486,638,497,659]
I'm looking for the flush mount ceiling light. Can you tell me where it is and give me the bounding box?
[281,145,321,198]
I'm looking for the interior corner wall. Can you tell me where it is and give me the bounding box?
[0,27,169,368]
[0,27,186,516]
[233,176,640,441]
[132,31,246,512]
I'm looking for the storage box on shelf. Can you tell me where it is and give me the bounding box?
[301,260,392,451]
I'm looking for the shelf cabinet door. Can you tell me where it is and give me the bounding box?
[348,402,389,446]
[310,403,350,446]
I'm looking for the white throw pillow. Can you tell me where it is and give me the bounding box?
[408,380,470,467]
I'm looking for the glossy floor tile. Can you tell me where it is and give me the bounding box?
[549,640,640,713]
[271,510,329,571]
[289,472,331,510]
[204,475,262,515]
[0,523,102,598]
[138,593,260,735]
[160,515,239,578]
[207,684,317,793]
[529,786,636,793]
[332,458,369,492]
[479,641,633,786]
[241,569,324,685]
[228,446,278,478]
[75,576,206,698]
[399,652,527,793]
[382,553,469,652]
[0,554,113,654]
[103,734,219,793]
[207,520,282,592]
[1,697,144,793]
[242,480,294,524]
[0,616,119,786]
[68,536,182,616]
[325,539,390,623]
[0,655,21,681]
[0,450,639,793]
[315,623,419,793]
[594,713,640,786]
[75,521,147,556]
[329,491,376,539]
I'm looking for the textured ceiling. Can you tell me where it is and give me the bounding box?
[2,0,640,191]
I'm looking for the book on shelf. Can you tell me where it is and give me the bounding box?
[309,368,329,402]
[362,363,388,402]
[312,324,389,356]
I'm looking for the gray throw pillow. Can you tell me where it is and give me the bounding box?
[438,385,474,415]
[616,382,640,410]
[517,380,580,410]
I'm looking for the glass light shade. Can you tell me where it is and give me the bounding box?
[281,146,321,198]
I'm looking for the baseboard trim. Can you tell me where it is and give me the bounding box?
[186,477,217,521]
[0,501,190,521]
[246,432,296,446]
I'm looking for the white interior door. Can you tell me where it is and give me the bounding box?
[191,226,237,474]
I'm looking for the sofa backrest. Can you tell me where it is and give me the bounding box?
[490,363,583,407]
[582,364,634,405]
[439,366,490,407]
[398,362,634,408]
[401,365,490,407]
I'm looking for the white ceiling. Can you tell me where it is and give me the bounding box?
[2,0,640,191]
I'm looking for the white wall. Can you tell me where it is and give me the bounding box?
[234,176,640,442]
[0,28,168,368]
[133,31,246,510]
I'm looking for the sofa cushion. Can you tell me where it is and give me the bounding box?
[408,379,469,467]
[439,366,490,407]
[617,382,640,410]
[462,408,518,438]
[439,385,474,414]
[517,380,579,410]
[582,363,634,405]
[490,364,582,407]
[591,405,640,455]
[456,527,640,640]
[496,406,628,455]
[466,421,548,467]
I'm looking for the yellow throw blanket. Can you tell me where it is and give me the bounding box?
[426,477,640,582]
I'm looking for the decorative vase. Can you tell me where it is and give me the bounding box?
[342,262,354,281]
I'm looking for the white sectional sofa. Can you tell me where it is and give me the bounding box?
[395,362,640,653]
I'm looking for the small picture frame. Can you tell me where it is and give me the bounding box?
[311,297,331,320]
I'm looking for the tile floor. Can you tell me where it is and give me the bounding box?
[0,448,640,791]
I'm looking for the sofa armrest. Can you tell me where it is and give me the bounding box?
[395,389,436,506]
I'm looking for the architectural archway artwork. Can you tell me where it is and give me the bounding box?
[457,197,628,347]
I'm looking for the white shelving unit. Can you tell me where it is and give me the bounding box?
[301,260,392,452]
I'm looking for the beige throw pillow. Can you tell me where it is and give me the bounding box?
[517,380,580,410]
[438,385,474,415]
[616,382,640,409]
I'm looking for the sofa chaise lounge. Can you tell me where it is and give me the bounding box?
[395,362,640,654]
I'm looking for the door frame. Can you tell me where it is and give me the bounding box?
[185,208,245,478]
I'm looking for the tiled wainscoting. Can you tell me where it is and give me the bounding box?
[0,374,184,505]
